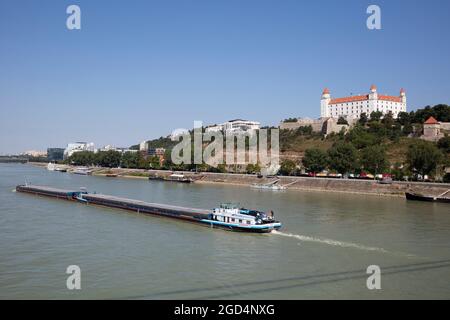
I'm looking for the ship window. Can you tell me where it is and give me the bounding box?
[239,219,243,223]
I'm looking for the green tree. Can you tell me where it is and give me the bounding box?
[397,112,411,126]
[148,156,161,169]
[337,116,349,125]
[358,112,368,126]
[246,163,261,174]
[217,164,227,173]
[444,173,450,183]
[121,152,139,169]
[96,150,121,168]
[302,148,328,174]
[432,104,450,122]
[437,135,450,153]
[382,111,395,128]
[406,140,444,177]
[68,151,95,166]
[360,145,389,174]
[296,125,313,135]
[327,141,358,174]
[370,111,383,122]
[346,125,379,149]
[402,123,413,135]
[390,162,409,181]
[138,153,150,169]
[367,121,388,138]
[279,159,298,176]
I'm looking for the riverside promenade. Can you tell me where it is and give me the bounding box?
[29,162,450,198]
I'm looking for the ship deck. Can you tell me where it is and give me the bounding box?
[82,193,211,216]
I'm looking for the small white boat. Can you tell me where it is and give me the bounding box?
[47,162,67,172]
[73,167,93,175]
[251,181,286,190]
[47,162,56,171]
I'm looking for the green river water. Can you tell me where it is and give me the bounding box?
[0,164,449,299]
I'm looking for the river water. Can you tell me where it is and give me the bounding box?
[0,163,449,299]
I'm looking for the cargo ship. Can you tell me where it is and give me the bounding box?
[15,184,282,233]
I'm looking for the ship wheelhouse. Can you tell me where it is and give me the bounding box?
[210,203,257,225]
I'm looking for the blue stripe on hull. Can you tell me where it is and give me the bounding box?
[200,219,282,233]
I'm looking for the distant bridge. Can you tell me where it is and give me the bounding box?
[0,156,28,164]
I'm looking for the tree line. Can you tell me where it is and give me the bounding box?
[66,150,163,170]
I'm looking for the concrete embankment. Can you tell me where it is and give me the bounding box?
[189,172,450,197]
[28,162,450,198]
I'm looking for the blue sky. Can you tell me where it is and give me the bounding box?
[1,0,449,154]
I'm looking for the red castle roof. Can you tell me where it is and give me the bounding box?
[329,94,401,104]
[330,95,368,104]
[378,95,402,103]
[424,116,439,125]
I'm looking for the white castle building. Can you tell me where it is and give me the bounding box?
[320,85,407,120]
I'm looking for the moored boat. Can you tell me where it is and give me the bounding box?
[105,173,118,177]
[47,162,56,171]
[149,173,193,183]
[251,183,286,190]
[47,162,67,172]
[405,191,450,203]
[73,167,93,175]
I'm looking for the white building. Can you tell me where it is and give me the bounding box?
[320,85,407,120]
[64,142,95,158]
[139,141,148,151]
[100,145,137,153]
[22,150,47,157]
[205,119,261,134]
[170,129,190,140]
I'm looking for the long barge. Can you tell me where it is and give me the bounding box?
[405,191,450,203]
[16,184,282,233]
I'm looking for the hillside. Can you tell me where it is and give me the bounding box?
[131,104,450,179]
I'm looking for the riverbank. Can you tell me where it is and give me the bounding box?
[27,162,450,198]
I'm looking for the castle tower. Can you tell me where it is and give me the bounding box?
[368,84,378,114]
[400,88,406,104]
[423,116,441,141]
[320,88,331,118]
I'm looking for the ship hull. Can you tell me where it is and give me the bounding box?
[405,192,450,203]
[200,219,282,233]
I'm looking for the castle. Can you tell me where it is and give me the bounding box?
[320,85,407,120]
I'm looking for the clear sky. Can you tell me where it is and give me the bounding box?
[1,0,449,154]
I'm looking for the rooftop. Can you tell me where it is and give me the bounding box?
[424,116,439,125]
